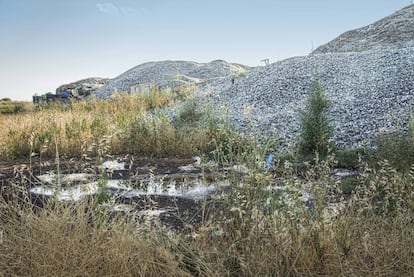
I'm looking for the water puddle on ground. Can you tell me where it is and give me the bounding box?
[25,160,352,228]
[29,171,230,228]
[30,173,230,202]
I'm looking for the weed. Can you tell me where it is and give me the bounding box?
[335,148,366,169]
[369,129,414,172]
[175,99,202,127]
[339,177,359,194]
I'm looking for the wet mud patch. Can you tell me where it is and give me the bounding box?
[0,157,229,230]
[0,157,355,230]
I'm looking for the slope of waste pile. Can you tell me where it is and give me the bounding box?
[313,4,414,54]
[209,47,414,148]
[84,4,414,148]
[95,60,249,99]
[208,4,414,148]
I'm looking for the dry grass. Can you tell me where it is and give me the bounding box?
[1,94,413,276]
[0,100,31,114]
[0,193,190,276]
[1,161,413,276]
[0,91,224,160]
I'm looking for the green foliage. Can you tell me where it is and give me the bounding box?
[335,148,366,169]
[141,87,172,109]
[175,99,202,127]
[356,160,414,216]
[94,171,111,206]
[0,102,26,114]
[369,128,414,172]
[298,78,334,160]
[339,177,359,194]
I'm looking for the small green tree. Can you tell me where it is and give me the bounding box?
[298,78,334,159]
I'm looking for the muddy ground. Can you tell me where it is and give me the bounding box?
[0,157,234,231]
[0,157,357,231]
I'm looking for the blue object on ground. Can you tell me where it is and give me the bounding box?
[264,154,274,172]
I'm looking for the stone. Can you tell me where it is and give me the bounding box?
[56,77,110,98]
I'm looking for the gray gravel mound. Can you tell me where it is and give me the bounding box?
[206,47,414,149]
[96,61,199,98]
[95,60,249,98]
[93,4,414,150]
[313,4,414,54]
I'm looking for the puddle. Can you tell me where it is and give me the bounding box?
[37,173,94,185]
[30,173,230,202]
[26,169,339,229]
[122,178,229,200]
[30,182,99,201]
[31,171,318,205]
[29,177,131,202]
[110,204,171,216]
[28,171,229,229]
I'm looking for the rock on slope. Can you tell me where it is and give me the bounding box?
[56,77,110,97]
[95,60,249,99]
[313,4,414,54]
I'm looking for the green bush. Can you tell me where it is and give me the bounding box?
[175,99,202,127]
[335,148,366,169]
[356,160,414,216]
[297,78,334,160]
[369,130,414,172]
[339,177,359,194]
[0,102,25,114]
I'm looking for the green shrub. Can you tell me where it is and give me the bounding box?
[339,177,359,194]
[0,102,26,114]
[335,148,366,169]
[369,129,414,172]
[355,160,414,216]
[175,99,202,127]
[297,78,334,160]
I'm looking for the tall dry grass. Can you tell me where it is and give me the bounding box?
[0,91,225,160]
[1,156,413,276]
[0,190,191,276]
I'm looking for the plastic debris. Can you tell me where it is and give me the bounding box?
[264,154,274,172]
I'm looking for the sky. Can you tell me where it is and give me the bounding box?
[0,0,411,100]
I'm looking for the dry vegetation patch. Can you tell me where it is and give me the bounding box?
[0,94,413,276]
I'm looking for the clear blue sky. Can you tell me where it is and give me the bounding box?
[0,0,411,100]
